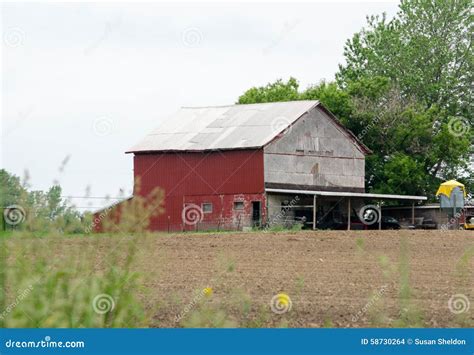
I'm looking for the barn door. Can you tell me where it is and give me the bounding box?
[252,201,261,227]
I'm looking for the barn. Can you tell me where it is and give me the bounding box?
[99,100,427,232]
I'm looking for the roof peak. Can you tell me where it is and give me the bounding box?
[126,100,370,155]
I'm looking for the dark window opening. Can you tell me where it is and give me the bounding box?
[234,201,244,210]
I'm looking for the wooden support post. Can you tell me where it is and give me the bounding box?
[347,198,351,231]
[313,194,317,230]
[378,201,382,230]
[411,202,415,225]
[453,193,457,229]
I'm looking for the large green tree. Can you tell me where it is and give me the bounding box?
[237,0,473,198]
[338,0,473,116]
[337,0,473,196]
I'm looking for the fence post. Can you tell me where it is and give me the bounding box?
[313,195,317,230]
[1,208,5,232]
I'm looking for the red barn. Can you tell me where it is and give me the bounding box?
[96,100,426,232]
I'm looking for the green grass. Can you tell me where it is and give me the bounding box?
[1,231,146,327]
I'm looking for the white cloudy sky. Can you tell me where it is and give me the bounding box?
[1,1,399,211]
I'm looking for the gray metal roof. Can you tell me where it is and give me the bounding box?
[126,101,320,153]
[266,188,427,201]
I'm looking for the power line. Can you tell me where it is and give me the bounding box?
[69,206,122,210]
[61,196,128,199]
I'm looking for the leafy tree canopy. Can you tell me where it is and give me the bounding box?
[1,169,82,233]
[238,78,300,104]
[338,0,473,118]
[0,169,26,208]
[236,0,473,198]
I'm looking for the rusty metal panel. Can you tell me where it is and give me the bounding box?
[134,150,264,195]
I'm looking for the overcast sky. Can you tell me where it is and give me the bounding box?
[1,1,399,211]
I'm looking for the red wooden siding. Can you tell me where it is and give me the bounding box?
[152,193,266,231]
[133,149,265,231]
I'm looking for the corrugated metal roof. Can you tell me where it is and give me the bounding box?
[266,188,427,201]
[126,101,320,153]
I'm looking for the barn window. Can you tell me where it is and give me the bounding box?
[202,203,213,213]
[234,201,244,210]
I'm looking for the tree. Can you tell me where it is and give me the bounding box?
[0,169,26,208]
[337,0,473,117]
[337,0,473,196]
[46,185,67,220]
[0,169,84,232]
[300,81,353,125]
[236,0,473,198]
[0,170,28,230]
[237,78,300,104]
[238,78,353,124]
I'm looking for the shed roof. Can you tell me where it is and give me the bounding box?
[266,188,427,201]
[126,100,370,154]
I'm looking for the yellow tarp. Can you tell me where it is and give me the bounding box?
[436,180,466,197]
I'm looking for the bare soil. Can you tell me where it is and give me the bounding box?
[11,230,472,327]
[128,230,473,327]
